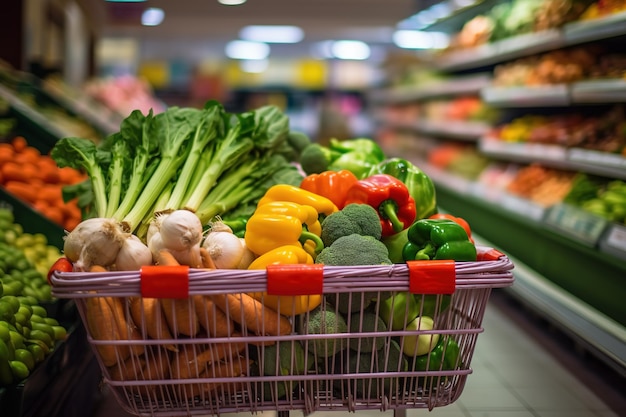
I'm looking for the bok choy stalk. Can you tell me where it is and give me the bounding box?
[52,100,303,240]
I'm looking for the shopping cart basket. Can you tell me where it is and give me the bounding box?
[50,248,514,417]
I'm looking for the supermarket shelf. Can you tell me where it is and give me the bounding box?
[481,84,569,107]
[370,73,491,104]
[479,138,626,180]
[0,83,67,140]
[434,12,626,72]
[425,164,626,329]
[378,118,490,141]
[40,81,123,135]
[481,79,626,106]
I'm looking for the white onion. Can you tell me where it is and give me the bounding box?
[115,235,153,270]
[159,209,203,252]
[202,231,244,269]
[63,218,128,271]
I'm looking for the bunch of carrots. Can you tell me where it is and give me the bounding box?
[0,136,86,231]
[76,250,292,399]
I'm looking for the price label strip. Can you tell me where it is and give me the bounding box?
[543,204,609,247]
[599,224,626,261]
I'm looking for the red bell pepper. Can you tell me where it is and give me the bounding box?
[344,174,417,237]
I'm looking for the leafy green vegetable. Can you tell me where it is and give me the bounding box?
[51,101,304,239]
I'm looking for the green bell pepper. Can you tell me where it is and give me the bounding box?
[412,335,460,371]
[368,158,437,220]
[329,137,385,161]
[403,219,477,262]
[327,138,386,179]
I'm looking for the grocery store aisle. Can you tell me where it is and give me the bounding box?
[91,291,625,417]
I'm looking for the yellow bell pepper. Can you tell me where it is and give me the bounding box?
[245,201,324,257]
[247,245,322,315]
[257,184,339,216]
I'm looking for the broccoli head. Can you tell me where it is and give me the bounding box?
[315,234,391,266]
[299,143,339,175]
[321,203,382,247]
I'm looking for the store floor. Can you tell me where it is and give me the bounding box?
[90,291,625,417]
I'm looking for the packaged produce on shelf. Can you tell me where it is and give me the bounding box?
[564,173,626,224]
[506,163,577,207]
[491,105,626,154]
[580,0,626,20]
[0,136,85,231]
[428,143,491,180]
[492,45,626,87]
[448,0,595,50]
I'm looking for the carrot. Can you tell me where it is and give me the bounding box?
[192,295,234,338]
[161,298,199,337]
[129,297,178,352]
[58,166,82,184]
[105,296,145,356]
[84,296,129,366]
[108,352,146,381]
[155,249,180,266]
[4,181,37,203]
[89,265,108,273]
[198,356,250,397]
[209,293,292,336]
[170,342,246,380]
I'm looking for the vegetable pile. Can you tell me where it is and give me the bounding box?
[0,136,85,231]
[0,208,68,387]
[47,101,491,402]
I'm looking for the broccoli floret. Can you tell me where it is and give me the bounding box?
[315,234,391,266]
[287,131,312,154]
[299,143,338,175]
[321,203,382,247]
[304,303,348,358]
[348,311,387,352]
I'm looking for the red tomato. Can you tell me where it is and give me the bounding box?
[47,257,73,285]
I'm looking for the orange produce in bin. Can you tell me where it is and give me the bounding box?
[0,136,86,231]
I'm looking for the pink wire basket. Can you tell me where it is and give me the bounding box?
[50,250,514,417]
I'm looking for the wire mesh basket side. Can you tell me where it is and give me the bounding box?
[54,257,514,415]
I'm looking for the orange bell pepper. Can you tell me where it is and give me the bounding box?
[299,169,359,209]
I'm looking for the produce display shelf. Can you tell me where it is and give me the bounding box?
[0,84,66,150]
[434,12,626,72]
[379,119,490,141]
[1,322,101,417]
[0,186,66,250]
[431,174,626,328]
[370,73,492,104]
[480,79,626,107]
[478,139,626,181]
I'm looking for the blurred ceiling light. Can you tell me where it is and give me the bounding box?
[225,40,270,60]
[240,59,269,73]
[141,8,164,26]
[218,0,247,5]
[331,40,371,60]
[393,30,450,49]
[239,25,304,44]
